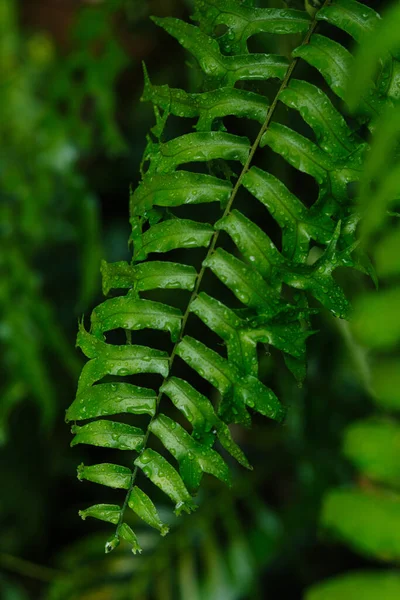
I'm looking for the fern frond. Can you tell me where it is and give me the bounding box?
[67,0,394,553]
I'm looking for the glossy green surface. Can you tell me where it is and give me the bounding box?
[66,0,396,556]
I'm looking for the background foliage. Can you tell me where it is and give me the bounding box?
[0,0,398,598]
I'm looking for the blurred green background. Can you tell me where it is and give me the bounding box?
[1,0,399,598]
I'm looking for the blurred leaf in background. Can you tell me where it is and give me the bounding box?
[0,0,140,443]
[307,0,400,597]
[49,0,129,155]
[1,0,92,442]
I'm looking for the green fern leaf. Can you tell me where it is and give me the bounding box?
[134,449,197,516]
[68,0,393,553]
[192,1,310,54]
[77,463,132,489]
[128,486,169,536]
